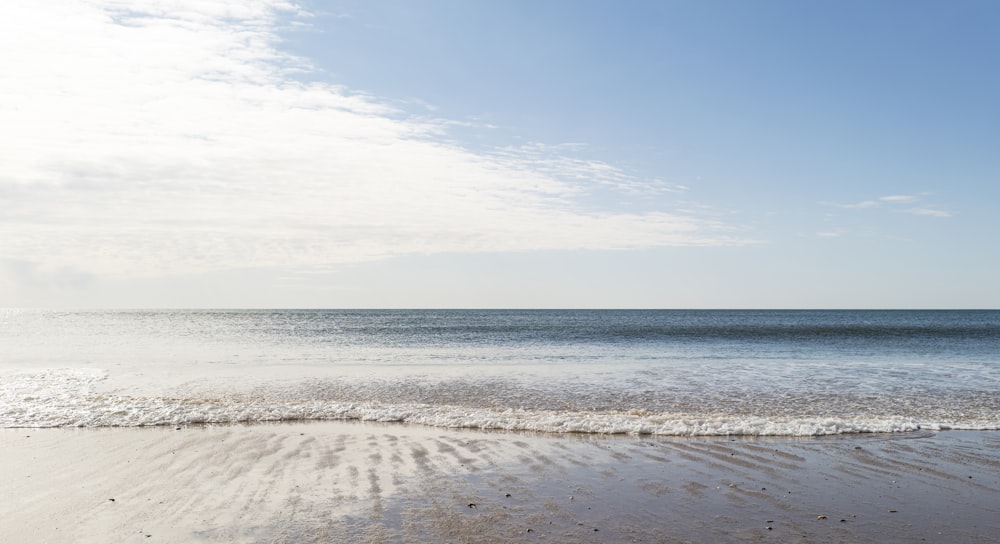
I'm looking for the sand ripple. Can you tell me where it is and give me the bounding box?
[1,424,998,543]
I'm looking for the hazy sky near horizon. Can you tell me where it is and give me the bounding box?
[2,0,998,308]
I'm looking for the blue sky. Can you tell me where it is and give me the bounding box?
[1,0,998,308]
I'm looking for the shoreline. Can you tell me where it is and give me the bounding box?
[2,422,998,543]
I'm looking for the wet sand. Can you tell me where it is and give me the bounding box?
[2,423,998,543]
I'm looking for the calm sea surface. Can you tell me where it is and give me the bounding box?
[2,309,998,435]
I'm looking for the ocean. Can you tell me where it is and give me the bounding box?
[2,309,998,435]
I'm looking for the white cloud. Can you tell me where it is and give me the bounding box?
[905,208,952,218]
[841,200,879,209]
[487,143,688,195]
[0,0,746,284]
[879,194,916,202]
[830,194,949,218]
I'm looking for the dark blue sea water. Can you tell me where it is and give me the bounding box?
[2,309,998,435]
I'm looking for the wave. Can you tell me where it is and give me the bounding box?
[3,368,997,436]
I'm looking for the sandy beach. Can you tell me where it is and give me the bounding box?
[2,423,998,543]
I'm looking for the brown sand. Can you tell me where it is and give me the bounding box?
[1,423,998,543]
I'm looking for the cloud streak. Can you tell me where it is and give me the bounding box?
[905,208,952,218]
[0,0,747,283]
[830,194,951,218]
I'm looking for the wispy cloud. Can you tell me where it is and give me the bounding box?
[817,192,951,238]
[905,208,952,218]
[841,200,879,209]
[0,1,748,282]
[828,194,950,217]
[488,143,689,196]
[879,195,917,203]
[838,195,917,209]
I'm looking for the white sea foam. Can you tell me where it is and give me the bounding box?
[3,368,997,435]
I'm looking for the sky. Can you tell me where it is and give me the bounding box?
[1,0,998,308]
